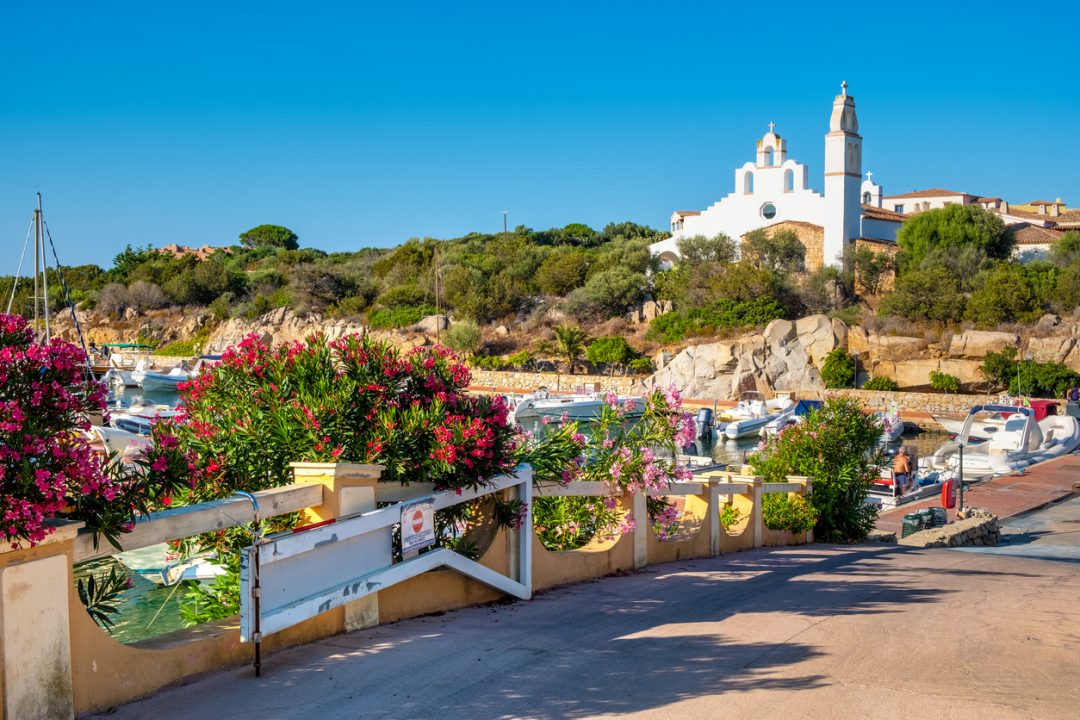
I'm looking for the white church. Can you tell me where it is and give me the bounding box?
[650,82,903,271]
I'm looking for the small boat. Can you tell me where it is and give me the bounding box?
[115,543,228,586]
[509,388,644,424]
[137,354,220,393]
[931,398,1058,438]
[138,366,192,392]
[721,392,794,440]
[761,399,822,437]
[109,402,183,436]
[867,446,949,509]
[875,407,905,444]
[923,404,1080,477]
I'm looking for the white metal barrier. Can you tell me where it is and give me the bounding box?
[239,467,533,669]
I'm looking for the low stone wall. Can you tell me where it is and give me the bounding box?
[469,369,647,395]
[825,388,1063,418]
[898,509,1001,548]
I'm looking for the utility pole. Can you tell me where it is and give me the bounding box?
[502,210,509,234]
[33,198,40,336]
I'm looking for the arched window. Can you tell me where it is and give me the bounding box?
[764,148,773,167]
[743,171,754,194]
[783,169,794,193]
[862,191,871,203]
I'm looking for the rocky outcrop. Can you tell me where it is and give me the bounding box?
[868,335,927,362]
[647,314,841,399]
[947,330,1019,359]
[628,299,672,325]
[1027,335,1076,364]
[415,315,448,335]
[205,308,369,353]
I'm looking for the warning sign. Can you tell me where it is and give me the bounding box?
[400,496,435,554]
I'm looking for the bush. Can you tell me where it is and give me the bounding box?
[445,318,483,355]
[646,296,787,343]
[862,376,899,391]
[626,357,654,374]
[929,371,960,393]
[566,267,649,320]
[585,336,635,373]
[126,281,169,311]
[1012,361,1080,398]
[896,204,1014,272]
[535,249,589,296]
[366,305,435,329]
[820,349,855,389]
[720,505,743,530]
[980,346,1018,389]
[96,283,129,316]
[749,397,881,542]
[878,265,965,323]
[965,263,1040,326]
[762,493,818,534]
[741,228,806,274]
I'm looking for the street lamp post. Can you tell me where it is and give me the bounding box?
[957,440,965,511]
[501,210,509,234]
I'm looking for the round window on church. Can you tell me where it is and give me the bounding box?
[760,202,777,220]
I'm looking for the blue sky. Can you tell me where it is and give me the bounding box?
[2,1,1078,267]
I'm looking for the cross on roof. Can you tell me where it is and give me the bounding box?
[866,171,873,181]
[767,121,775,133]
[841,80,848,96]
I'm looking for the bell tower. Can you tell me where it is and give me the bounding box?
[823,81,861,268]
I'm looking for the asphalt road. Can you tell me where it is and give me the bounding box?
[88,535,1080,720]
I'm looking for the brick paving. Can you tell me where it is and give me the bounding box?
[877,451,1080,532]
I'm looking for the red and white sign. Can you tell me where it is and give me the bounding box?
[400,496,435,554]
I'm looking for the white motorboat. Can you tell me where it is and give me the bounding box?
[922,404,1080,477]
[115,543,228,586]
[509,388,644,424]
[760,399,822,438]
[109,402,183,436]
[137,354,220,393]
[721,392,794,440]
[104,358,148,388]
[84,424,151,461]
[876,408,905,444]
[931,398,1060,439]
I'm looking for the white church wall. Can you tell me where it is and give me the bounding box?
[861,217,899,243]
[677,161,826,246]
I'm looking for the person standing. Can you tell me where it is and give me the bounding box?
[892,447,912,496]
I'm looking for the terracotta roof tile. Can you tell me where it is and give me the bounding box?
[883,188,974,199]
[1013,224,1065,246]
[861,204,906,221]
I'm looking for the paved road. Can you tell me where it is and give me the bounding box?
[90,538,1080,720]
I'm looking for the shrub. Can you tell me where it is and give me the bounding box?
[896,204,1014,272]
[535,249,589,296]
[366,305,435,329]
[929,371,960,393]
[980,346,1018,389]
[96,283,129,316]
[676,234,737,264]
[567,267,649,320]
[741,228,806,274]
[863,376,899,391]
[720,504,743,530]
[445,318,483,355]
[965,263,1040,326]
[820,349,855,389]
[554,324,589,373]
[127,281,169,311]
[626,357,655,374]
[749,397,881,542]
[878,265,965,323]
[506,351,532,369]
[585,336,635,374]
[1012,361,1080,398]
[646,296,787,343]
[762,493,818,534]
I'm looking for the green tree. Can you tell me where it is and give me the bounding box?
[965,263,1039,326]
[553,324,589,374]
[676,234,737,265]
[896,204,1013,272]
[740,229,806,274]
[560,223,597,245]
[239,224,299,251]
[878,265,965,323]
[851,245,894,296]
[535,249,589,296]
[566,267,649,320]
[1048,231,1080,267]
[585,336,635,375]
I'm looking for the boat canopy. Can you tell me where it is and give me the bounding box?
[102,342,155,349]
[793,400,823,416]
[966,404,1034,418]
[198,354,222,361]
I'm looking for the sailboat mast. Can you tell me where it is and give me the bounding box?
[38,193,50,341]
[33,198,41,336]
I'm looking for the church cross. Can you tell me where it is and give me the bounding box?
[866,171,873,181]
[768,121,775,133]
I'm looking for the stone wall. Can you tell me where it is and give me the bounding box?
[824,388,1063,417]
[898,509,1001,548]
[742,221,825,271]
[469,369,646,395]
